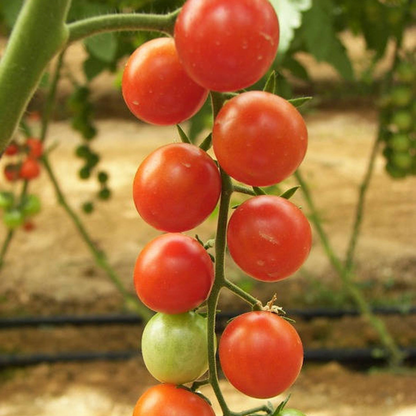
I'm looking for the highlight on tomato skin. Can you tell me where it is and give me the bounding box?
[212,91,308,187]
[133,383,216,416]
[132,143,221,232]
[133,233,214,314]
[174,0,280,92]
[227,195,312,282]
[122,37,209,126]
[219,311,304,399]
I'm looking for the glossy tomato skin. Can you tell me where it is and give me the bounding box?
[174,0,279,92]
[227,195,312,282]
[213,91,308,186]
[219,311,303,399]
[133,383,215,416]
[122,37,208,125]
[133,143,221,232]
[141,312,210,385]
[134,233,214,314]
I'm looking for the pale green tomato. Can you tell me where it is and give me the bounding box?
[141,311,209,385]
[279,409,306,416]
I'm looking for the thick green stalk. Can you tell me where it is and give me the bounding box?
[0,0,70,153]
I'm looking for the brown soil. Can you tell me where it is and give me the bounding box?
[1,32,416,416]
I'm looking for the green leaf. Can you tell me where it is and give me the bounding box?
[263,71,277,94]
[84,32,118,63]
[176,125,192,144]
[280,186,301,200]
[301,0,354,81]
[253,187,267,196]
[288,96,312,108]
[269,0,312,57]
[199,133,212,152]
[83,56,109,81]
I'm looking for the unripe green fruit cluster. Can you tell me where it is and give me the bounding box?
[379,53,416,179]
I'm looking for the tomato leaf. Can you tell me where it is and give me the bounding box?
[301,0,354,81]
[83,56,109,81]
[282,56,310,82]
[272,395,291,416]
[263,71,277,94]
[279,186,301,200]
[288,97,312,108]
[84,32,118,63]
[269,0,312,57]
[253,187,267,196]
[199,133,212,152]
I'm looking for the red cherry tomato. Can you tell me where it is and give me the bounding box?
[25,138,43,158]
[133,143,221,232]
[134,233,214,314]
[19,158,41,180]
[213,91,308,186]
[4,142,19,156]
[219,311,303,399]
[174,0,279,92]
[133,384,215,416]
[122,37,208,126]
[3,164,20,182]
[227,195,312,282]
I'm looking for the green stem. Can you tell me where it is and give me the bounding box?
[207,169,233,416]
[41,156,152,320]
[295,169,404,367]
[0,0,70,154]
[224,279,261,308]
[67,9,180,43]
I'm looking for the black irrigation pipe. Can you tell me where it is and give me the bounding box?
[1,305,415,329]
[1,347,416,369]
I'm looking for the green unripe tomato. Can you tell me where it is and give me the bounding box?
[141,311,210,385]
[279,409,306,416]
[391,151,413,171]
[21,194,41,217]
[389,133,411,152]
[0,192,14,210]
[391,110,413,132]
[98,188,111,200]
[3,209,24,229]
[82,201,94,214]
[386,162,407,179]
[390,85,413,107]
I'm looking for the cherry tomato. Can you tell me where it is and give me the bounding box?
[25,138,43,158]
[0,192,14,210]
[133,143,221,232]
[3,164,20,182]
[4,142,19,156]
[213,91,308,186]
[219,311,303,399]
[19,158,41,180]
[21,194,41,216]
[141,312,209,385]
[134,233,214,314]
[133,384,215,416]
[122,37,208,126]
[3,209,24,229]
[174,0,279,92]
[227,195,312,282]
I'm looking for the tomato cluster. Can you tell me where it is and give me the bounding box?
[379,52,416,179]
[124,0,310,414]
[1,137,43,231]
[2,137,43,182]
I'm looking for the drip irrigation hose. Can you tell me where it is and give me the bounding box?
[0,306,415,329]
[0,347,416,368]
